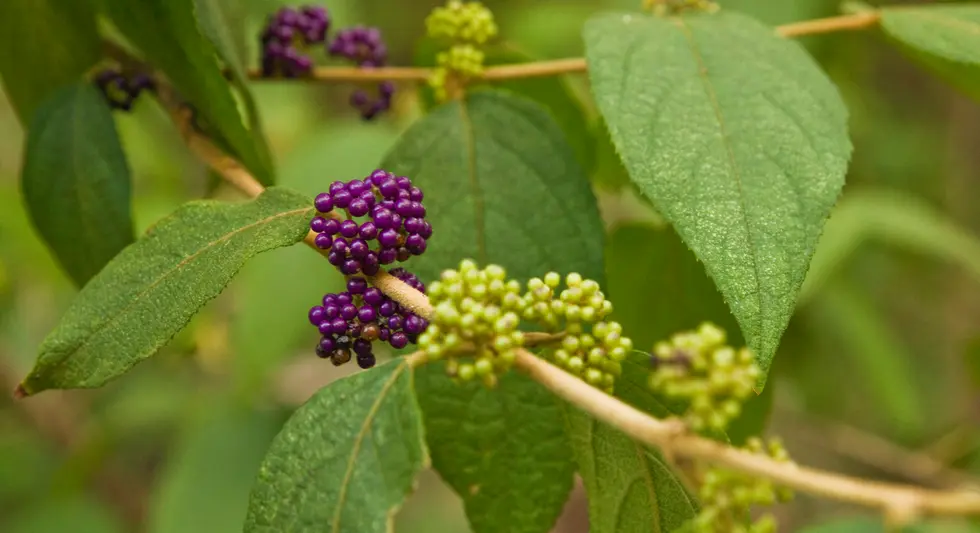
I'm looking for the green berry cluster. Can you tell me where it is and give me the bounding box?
[648,322,760,432]
[419,259,525,387]
[643,0,720,16]
[424,1,498,102]
[681,438,793,533]
[425,0,498,44]
[524,272,629,393]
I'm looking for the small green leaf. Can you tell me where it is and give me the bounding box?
[564,352,699,533]
[584,11,852,382]
[382,90,603,533]
[0,0,101,123]
[101,0,275,185]
[19,188,312,395]
[414,366,575,533]
[150,405,285,533]
[880,5,980,102]
[21,83,134,287]
[244,360,427,533]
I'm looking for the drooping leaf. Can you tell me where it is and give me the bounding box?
[880,5,980,102]
[382,90,603,533]
[414,366,575,533]
[244,360,427,533]
[101,0,275,185]
[19,188,313,395]
[149,405,285,533]
[0,0,101,123]
[585,11,852,384]
[800,188,980,305]
[564,351,699,533]
[21,83,134,287]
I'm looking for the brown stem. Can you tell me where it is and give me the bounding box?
[776,11,880,38]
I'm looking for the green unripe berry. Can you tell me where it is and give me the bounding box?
[585,368,603,385]
[554,349,570,366]
[561,335,580,352]
[543,272,560,288]
[587,347,605,365]
[458,363,476,381]
[566,272,583,286]
[580,306,596,322]
[475,357,493,376]
[564,304,582,322]
[568,356,584,375]
[485,264,505,280]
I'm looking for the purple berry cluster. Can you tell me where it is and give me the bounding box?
[309,269,429,367]
[328,26,395,120]
[94,69,154,111]
[260,6,330,77]
[310,169,432,276]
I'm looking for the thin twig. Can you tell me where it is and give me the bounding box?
[243,12,880,83]
[166,93,980,520]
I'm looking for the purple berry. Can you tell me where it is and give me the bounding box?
[340,303,358,320]
[332,189,352,208]
[327,250,344,265]
[405,234,425,251]
[378,248,397,264]
[369,169,388,185]
[309,306,326,325]
[403,315,425,335]
[379,327,391,341]
[348,199,369,217]
[331,239,349,255]
[315,343,329,358]
[336,293,352,305]
[339,220,359,239]
[314,233,332,249]
[408,240,426,255]
[390,332,408,349]
[349,239,369,258]
[329,181,346,194]
[396,247,411,262]
[372,209,393,229]
[347,179,366,195]
[323,304,339,319]
[323,294,337,305]
[341,259,361,275]
[395,176,412,189]
[379,179,399,199]
[359,221,378,240]
[320,336,336,352]
[419,222,433,239]
[409,187,424,201]
[379,301,396,317]
[331,318,348,335]
[394,199,413,217]
[323,218,340,235]
[353,338,372,355]
[387,315,403,330]
[314,193,333,212]
[389,213,403,230]
[358,305,377,323]
[364,288,383,306]
[356,352,376,369]
[310,216,328,233]
[348,323,362,337]
[347,277,368,294]
[378,229,399,248]
[318,321,333,335]
[404,217,423,234]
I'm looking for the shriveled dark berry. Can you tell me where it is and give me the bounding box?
[331,348,352,366]
[356,352,376,369]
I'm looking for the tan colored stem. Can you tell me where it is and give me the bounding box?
[243,13,880,84]
[159,70,980,520]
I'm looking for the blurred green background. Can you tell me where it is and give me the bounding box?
[2,0,980,531]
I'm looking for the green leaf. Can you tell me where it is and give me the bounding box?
[21,83,134,287]
[880,5,980,101]
[800,188,980,306]
[584,11,852,383]
[0,0,101,123]
[414,366,575,533]
[19,188,313,395]
[149,405,285,533]
[244,360,427,533]
[564,352,699,533]
[382,90,603,533]
[101,0,275,185]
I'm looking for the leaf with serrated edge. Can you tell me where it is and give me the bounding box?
[101,0,275,185]
[21,83,134,287]
[19,188,312,395]
[0,0,100,123]
[382,89,604,533]
[584,11,851,383]
[244,360,427,533]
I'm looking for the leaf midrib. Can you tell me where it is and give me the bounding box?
[330,361,408,533]
[52,205,311,360]
[673,17,764,339]
[458,98,488,264]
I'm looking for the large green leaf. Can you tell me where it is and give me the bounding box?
[564,353,699,533]
[101,0,275,185]
[0,0,101,123]
[21,83,134,287]
[880,5,980,101]
[584,11,852,383]
[150,405,285,533]
[382,90,603,533]
[414,366,575,533]
[18,188,312,395]
[244,360,426,533]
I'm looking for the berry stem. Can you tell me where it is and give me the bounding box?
[159,64,980,524]
[239,12,880,84]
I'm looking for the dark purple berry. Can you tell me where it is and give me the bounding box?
[347,277,368,294]
[336,293,352,305]
[405,234,425,251]
[329,181,346,194]
[310,216,328,233]
[403,315,425,335]
[387,315,403,330]
[323,218,340,235]
[348,323,362,337]
[364,288,383,306]
[356,352,376,369]
[379,179,399,199]
[308,306,326,325]
[347,179,367,195]
[378,248,397,265]
[362,253,380,275]
[319,336,336,353]
[353,338,372,355]
[318,321,333,335]
[348,198,369,217]
[395,199,414,217]
[358,305,376,323]
[390,332,408,349]
[339,220,359,238]
[379,327,391,341]
[395,176,412,189]
[359,221,378,240]
[369,169,388,185]
[404,217,423,234]
[327,251,344,265]
[372,209,393,229]
[323,304,340,320]
[419,222,433,239]
[331,239,349,255]
[315,342,329,358]
[331,318,348,335]
[332,189,352,208]
[340,303,358,321]
[341,259,361,275]
[314,233,332,249]
[349,239,369,258]
[409,187,423,201]
[379,301,396,317]
[396,247,411,262]
[378,229,399,248]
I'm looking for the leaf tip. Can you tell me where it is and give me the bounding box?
[12,383,30,400]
